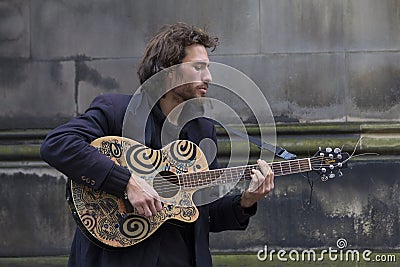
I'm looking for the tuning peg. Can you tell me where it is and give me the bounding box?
[320,152,325,157]
[321,168,327,173]
[326,147,332,153]
[329,173,336,179]
[321,175,328,182]
[334,148,341,154]
[338,170,343,177]
[337,154,342,160]
[338,163,343,168]
[329,164,334,170]
[329,154,334,159]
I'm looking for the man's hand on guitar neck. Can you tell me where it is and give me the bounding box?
[126,175,163,217]
[240,159,275,208]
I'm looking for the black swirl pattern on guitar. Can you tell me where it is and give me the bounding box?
[169,140,197,163]
[120,215,150,240]
[98,140,122,158]
[81,213,96,231]
[125,144,162,175]
[110,142,122,158]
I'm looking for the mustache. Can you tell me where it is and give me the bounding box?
[196,82,208,89]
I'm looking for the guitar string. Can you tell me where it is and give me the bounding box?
[143,158,339,192]
[136,157,329,182]
[146,158,334,182]
[149,161,337,189]
[141,160,316,188]
[134,158,344,195]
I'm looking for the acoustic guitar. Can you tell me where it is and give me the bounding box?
[66,136,349,249]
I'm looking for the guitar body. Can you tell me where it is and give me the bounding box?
[67,136,209,249]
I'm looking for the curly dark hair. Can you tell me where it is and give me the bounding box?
[137,22,219,84]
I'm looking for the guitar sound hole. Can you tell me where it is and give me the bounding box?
[153,171,180,198]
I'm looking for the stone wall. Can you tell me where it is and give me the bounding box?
[1,0,399,128]
[0,0,399,259]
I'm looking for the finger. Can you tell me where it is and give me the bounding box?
[257,159,272,177]
[249,172,263,193]
[143,191,162,213]
[249,172,260,192]
[270,174,275,190]
[142,205,152,217]
[254,170,272,195]
[263,172,275,193]
[263,179,271,193]
[147,199,158,216]
[252,169,265,184]
[266,168,275,189]
[136,206,145,215]
[155,199,163,212]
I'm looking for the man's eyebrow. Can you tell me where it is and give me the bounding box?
[192,61,210,66]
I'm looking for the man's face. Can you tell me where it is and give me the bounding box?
[171,44,212,101]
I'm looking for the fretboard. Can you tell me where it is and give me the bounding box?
[179,157,320,188]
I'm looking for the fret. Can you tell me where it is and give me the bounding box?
[307,158,312,171]
[279,161,288,175]
[233,167,241,182]
[278,162,283,176]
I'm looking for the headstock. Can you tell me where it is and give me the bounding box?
[311,147,350,181]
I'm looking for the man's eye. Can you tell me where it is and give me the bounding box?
[194,65,202,70]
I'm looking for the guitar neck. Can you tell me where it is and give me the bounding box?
[180,157,319,188]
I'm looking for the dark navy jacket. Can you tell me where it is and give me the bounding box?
[40,94,256,267]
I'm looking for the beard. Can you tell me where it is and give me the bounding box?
[172,82,206,101]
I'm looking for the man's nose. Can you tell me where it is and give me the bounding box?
[202,67,212,83]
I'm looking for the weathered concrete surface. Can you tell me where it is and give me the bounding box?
[1,0,400,126]
[210,54,346,122]
[261,0,345,53]
[0,1,30,58]
[1,159,399,256]
[347,52,400,120]
[210,160,400,252]
[0,60,75,129]
[0,166,75,257]
[346,0,400,50]
[30,0,259,59]
[76,58,140,112]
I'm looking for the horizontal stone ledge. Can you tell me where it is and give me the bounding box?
[0,144,41,161]
[216,122,400,135]
[0,123,399,161]
[0,129,47,161]
[217,122,400,158]
[0,256,68,267]
[0,129,48,141]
